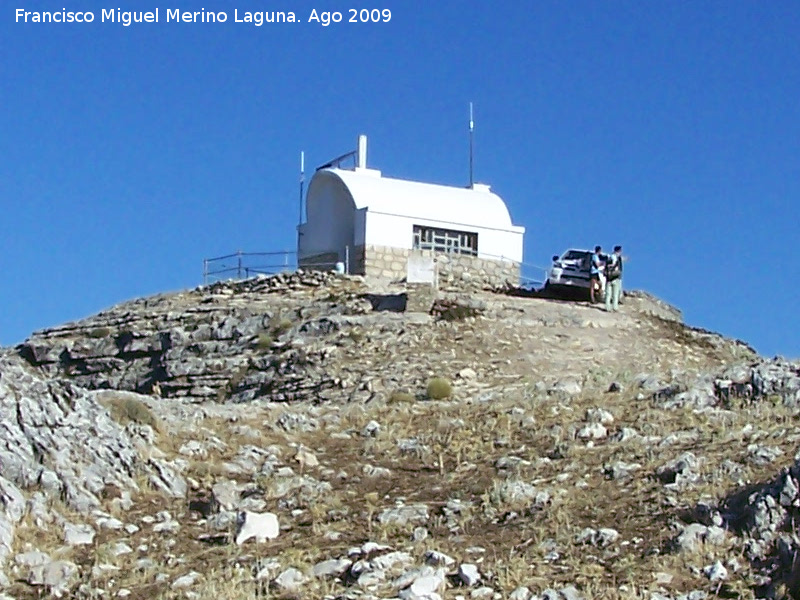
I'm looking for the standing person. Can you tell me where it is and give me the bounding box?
[589,246,605,303]
[604,245,623,312]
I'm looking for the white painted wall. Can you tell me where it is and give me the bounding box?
[301,167,525,263]
[364,211,523,262]
[298,174,354,260]
[353,208,367,247]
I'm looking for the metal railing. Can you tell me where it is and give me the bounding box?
[202,248,352,285]
[203,250,297,285]
[470,250,548,290]
[316,150,358,171]
[202,247,549,289]
[518,262,549,290]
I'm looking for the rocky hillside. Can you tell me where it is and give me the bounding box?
[2,271,800,600]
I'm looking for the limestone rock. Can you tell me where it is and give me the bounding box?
[397,566,446,600]
[458,367,477,380]
[575,527,619,547]
[0,354,184,512]
[0,477,25,576]
[424,550,455,567]
[312,558,352,578]
[361,420,381,437]
[212,480,242,511]
[492,479,541,505]
[3,270,776,598]
[604,461,641,480]
[0,352,185,581]
[458,563,481,586]
[294,446,319,469]
[703,561,728,582]
[551,379,582,396]
[585,408,614,425]
[509,587,532,600]
[235,511,279,545]
[747,444,783,466]
[577,422,608,441]
[674,524,726,553]
[273,567,308,591]
[172,571,201,589]
[25,557,77,598]
[63,523,95,546]
[377,503,429,526]
[656,453,700,487]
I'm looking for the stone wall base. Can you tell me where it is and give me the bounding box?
[357,245,519,289]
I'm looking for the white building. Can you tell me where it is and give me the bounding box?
[297,135,525,286]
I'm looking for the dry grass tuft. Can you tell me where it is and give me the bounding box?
[256,332,273,349]
[269,316,294,336]
[388,390,416,404]
[87,326,113,338]
[100,394,160,430]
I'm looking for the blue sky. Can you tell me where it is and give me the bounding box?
[2,1,798,357]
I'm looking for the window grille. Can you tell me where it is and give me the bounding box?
[412,225,478,256]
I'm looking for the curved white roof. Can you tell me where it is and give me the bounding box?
[308,168,521,232]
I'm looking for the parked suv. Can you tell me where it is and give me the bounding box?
[545,249,593,296]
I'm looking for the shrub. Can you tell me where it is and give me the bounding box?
[270,317,294,336]
[348,329,366,343]
[256,332,273,350]
[430,299,484,322]
[426,377,453,400]
[101,395,160,430]
[218,366,250,402]
[254,317,294,350]
[388,391,415,404]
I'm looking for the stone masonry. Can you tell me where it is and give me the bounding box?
[355,245,520,289]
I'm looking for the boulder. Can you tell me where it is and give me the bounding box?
[273,567,308,591]
[377,503,429,526]
[234,511,279,545]
[63,523,95,546]
[458,563,481,586]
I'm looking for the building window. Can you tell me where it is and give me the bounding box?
[412,225,478,256]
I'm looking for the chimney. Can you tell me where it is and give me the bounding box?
[357,134,367,169]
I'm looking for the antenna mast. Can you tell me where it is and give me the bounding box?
[298,151,305,225]
[469,102,475,188]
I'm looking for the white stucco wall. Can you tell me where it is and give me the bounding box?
[363,211,523,262]
[298,173,355,260]
[353,208,367,247]
[301,167,525,263]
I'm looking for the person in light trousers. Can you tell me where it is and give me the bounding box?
[589,245,606,304]
[604,245,623,312]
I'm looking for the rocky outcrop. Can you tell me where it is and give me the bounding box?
[18,271,371,404]
[0,351,184,585]
[714,359,800,406]
[18,271,738,410]
[665,454,800,597]
[621,290,683,323]
[658,359,800,596]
